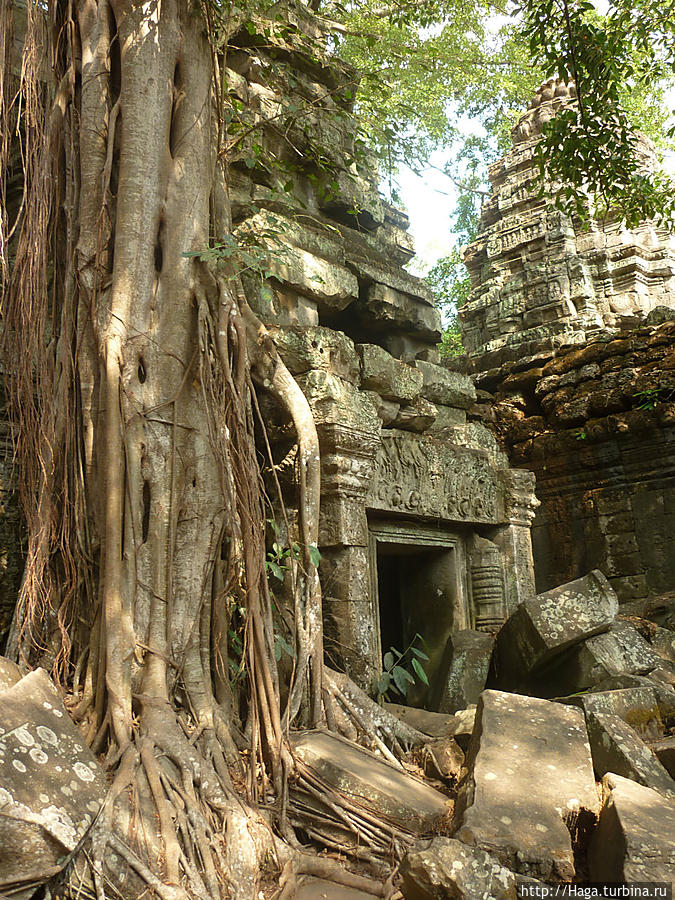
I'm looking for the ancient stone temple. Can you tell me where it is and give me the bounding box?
[461,79,675,372]
[225,8,539,696]
[457,79,675,612]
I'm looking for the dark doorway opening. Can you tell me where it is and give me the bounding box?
[375,539,462,707]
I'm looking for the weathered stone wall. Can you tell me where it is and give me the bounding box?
[458,80,675,615]
[226,9,539,693]
[460,80,675,370]
[468,313,675,609]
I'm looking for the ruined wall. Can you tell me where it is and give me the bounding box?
[460,80,675,371]
[225,8,539,693]
[457,80,675,612]
[468,309,675,611]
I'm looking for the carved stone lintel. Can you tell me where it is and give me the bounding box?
[367,431,505,524]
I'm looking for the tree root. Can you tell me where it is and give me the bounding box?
[276,853,388,899]
[324,668,427,754]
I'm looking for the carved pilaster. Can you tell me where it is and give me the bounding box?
[493,468,540,611]
[470,537,507,632]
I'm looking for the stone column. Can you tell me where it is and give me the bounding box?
[470,536,507,632]
[316,421,381,689]
[492,468,539,613]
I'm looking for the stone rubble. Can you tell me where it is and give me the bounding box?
[432,629,493,714]
[444,705,477,751]
[0,655,21,692]
[452,690,600,882]
[585,710,675,799]
[491,570,618,691]
[421,735,465,785]
[0,667,107,899]
[588,773,675,882]
[524,619,663,698]
[290,730,450,849]
[383,703,455,738]
[650,735,675,777]
[566,686,664,738]
[400,837,518,900]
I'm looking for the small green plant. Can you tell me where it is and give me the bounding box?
[263,519,320,664]
[372,634,430,703]
[575,429,587,441]
[634,387,662,410]
[264,519,321,582]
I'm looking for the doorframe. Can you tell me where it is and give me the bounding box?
[367,518,472,678]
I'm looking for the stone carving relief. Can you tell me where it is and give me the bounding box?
[367,432,503,523]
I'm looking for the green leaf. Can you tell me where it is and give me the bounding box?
[383,651,394,671]
[309,544,322,567]
[411,647,429,661]
[392,666,409,696]
[268,561,285,581]
[378,672,391,695]
[411,657,429,686]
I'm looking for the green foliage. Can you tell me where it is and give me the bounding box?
[264,519,322,584]
[182,216,289,280]
[634,386,675,409]
[372,634,430,702]
[425,248,468,358]
[426,245,471,314]
[438,323,465,359]
[518,0,675,227]
[424,171,482,358]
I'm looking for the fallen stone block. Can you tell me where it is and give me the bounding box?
[384,703,453,738]
[442,705,477,752]
[650,735,675,778]
[650,664,675,689]
[431,629,493,714]
[583,621,662,675]
[0,669,107,898]
[586,711,675,799]
[596,675,675,730]
[453,690,599,882]
[588,773,675,882]
[562,686,663,739]
[491,570,618,691]
[401,837,517,900]
[0,656,21,692]
[650,625,675,664]
[422,736,464,785]
[291,731,449,841]
[533,620,662,697]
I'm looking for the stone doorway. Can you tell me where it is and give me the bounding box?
[368,520,470,706]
